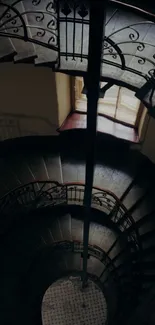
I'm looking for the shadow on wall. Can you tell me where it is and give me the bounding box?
[0,113,58,141]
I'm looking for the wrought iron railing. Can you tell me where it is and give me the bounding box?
[0,180,139,302]
[0,180,138,244]
[0,0,155,98]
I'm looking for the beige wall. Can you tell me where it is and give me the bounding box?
[56,72,71,127]
[138,107,149,141]
[0,62,59,140]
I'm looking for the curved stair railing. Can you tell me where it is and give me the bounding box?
[0,180,143,318]
[0,0,155,106]
[0,180,139,246]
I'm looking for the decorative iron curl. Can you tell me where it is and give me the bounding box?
[20,11,58,30]
[108,24,141,42]
[48,35,56,45]
[103,37,125,69]
[138,57,146,64]
[36,28,46,37]
[129,28,139,41]
[35,12,44,22]
[47,18,57,30]
[0,2,28,39]
[104,41,117,59]
[148,68,155,77]
[32,0,41,6]
[137,43,145,52]
[46,2,57,14]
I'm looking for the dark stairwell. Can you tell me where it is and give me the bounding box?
[0,1,155,325]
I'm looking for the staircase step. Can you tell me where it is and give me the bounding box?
[122,185,145,211]
[141,229,155,244]
[71,218,83,242]
[43,154,63,183]
[59,214,72,241]
[65,252,82,271]
[41,227,55,246]
[61,160,85,183]
[129,210,155,233]
[26,155,50,182]
[0,38,16,62]
[139,220,155,236]
[94,164,132,198]
[93,164,114,190]
[23,0,58,65]
[0,1,36,62]
[89,223,119,254]
[87,256,105,278]
[6,156,36,185]
[51,217,63,242]
[0,158,21,196]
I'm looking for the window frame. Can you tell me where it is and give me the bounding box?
[71,77,144,129]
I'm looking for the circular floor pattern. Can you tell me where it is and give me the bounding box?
[42,276,107,325]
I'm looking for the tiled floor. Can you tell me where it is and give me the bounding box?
[42,276,107,325]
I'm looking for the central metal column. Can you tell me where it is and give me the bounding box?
[82,0,106,287]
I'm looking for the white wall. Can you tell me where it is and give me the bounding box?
[0,62,59,140]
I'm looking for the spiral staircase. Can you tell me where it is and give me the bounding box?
[1,1,155,325]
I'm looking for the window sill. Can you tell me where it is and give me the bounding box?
[58,112,139,143]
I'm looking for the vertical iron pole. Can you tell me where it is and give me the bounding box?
[82,0,106,287]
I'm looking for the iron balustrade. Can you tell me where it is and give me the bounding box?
[0,180,138,245]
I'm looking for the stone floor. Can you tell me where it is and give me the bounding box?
[42,276,107,325]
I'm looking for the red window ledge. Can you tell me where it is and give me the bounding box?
[58,112,139,144]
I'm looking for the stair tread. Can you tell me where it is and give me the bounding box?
[43,154,63,183]
[23,0,58,64]
[65,252,82,271]
[59,214,72,241]
[87,256,105,277]
[71,218,83,242]
[0,1,35,61]
[51,217,63,242]
[0,159,21,196]
[0,37,16,61]
[61,161,79,182]
[89,223,118,253]
[6,156,35,185]
[26,155,50,182]
[94,164,133,198]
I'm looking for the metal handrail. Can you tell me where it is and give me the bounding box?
[0,180,138,242]
[0,180,139,295]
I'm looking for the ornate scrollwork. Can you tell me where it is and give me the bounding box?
[32,0,41,6]
[148,68,155,77]
[138,57,146,65]
[104,41,117,59]
[0,1,58,52]
[128,28,139,41]
[78,4,88,18]
[137,43,145,52]
[103,37,125,69]
[46,2,57,13]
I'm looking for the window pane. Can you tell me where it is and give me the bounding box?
[116,106,138,124]
[98,84,118,116]
[119,88,140,110]
[98,103,115,117]
[74,77,140,126]
[75,98,87,111]
[99,83,119,105]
